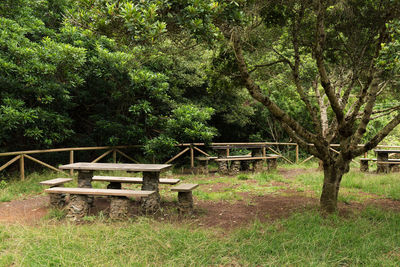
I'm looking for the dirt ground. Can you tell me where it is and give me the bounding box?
[1,168,399,229]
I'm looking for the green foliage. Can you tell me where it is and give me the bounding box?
[143,104,216,160]
[165,104,217,143]
[0,14,84,148]
[143,135,179,161]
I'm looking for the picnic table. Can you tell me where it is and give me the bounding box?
[210,144,276,175]
[59,162,171,212]
[374,149,400,173]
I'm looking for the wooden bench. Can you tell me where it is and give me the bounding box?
[171,183,199,214]
[359,158,377,172]
[40,178,73,208]
[92,176,180,189]
[45,187,155,221]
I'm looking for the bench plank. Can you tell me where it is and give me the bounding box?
[92,176,180,185]
[171,183,199,192]
[45,187,155,197]
[40,178,73,186]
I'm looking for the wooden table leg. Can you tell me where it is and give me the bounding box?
[141,171,160,214]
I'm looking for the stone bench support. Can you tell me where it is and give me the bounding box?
[171,183,199,215]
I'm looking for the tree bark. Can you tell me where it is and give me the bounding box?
[319,161,347,213]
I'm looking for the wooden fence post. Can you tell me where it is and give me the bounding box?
[190,144,194,169]
[20,154,25,181]
[69,150,74,175]
[296,144,299,164]
[113,149,117,163]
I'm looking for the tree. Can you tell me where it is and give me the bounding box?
[221,0,400,212]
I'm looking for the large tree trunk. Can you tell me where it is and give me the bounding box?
[319,161,348,213]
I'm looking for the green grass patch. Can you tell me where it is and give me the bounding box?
[253,171,286,184]
[0,208,400,266]
[341,171,400,200]
[0,171,75,202]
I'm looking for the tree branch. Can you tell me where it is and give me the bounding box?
[291,5,322,136]
[353,112,400,156]
[230,29,327,155]
[315,1,345,126]
[249,60,287,73]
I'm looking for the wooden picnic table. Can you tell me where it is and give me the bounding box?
[374,149,400,173]
[209,145,275,175]
[59,162,171,212]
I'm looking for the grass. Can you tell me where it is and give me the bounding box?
[0,208,399,266]
[0,171,76,202]
[1,165,400,265]
[289,168,400,202]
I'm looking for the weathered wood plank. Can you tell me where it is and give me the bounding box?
[40,178,73,186]
[45,187,155,197]
[59,163,171,172]
[171,183,199,192]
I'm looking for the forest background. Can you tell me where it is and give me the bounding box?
[1,0,400,163]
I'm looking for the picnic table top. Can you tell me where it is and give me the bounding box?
[374,149,400,153]
[59,162,171,172]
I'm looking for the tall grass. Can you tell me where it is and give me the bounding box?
[0,208,399,266]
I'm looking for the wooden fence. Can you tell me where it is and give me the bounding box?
[1,142,399,180]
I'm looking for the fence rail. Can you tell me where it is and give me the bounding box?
[0,142,398,180]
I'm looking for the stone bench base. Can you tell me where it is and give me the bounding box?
[171,183,199,215]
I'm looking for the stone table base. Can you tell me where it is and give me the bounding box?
[230,160,241,175]
[141,172,160,214]
[78,170,94,206]
[217,161,229,175]
[66,194,89,222]
[110,196,130,219]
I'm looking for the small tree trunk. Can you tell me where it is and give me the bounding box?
[319,163,345,213]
